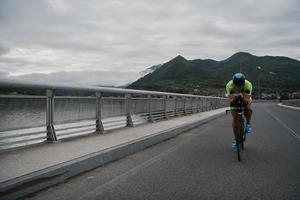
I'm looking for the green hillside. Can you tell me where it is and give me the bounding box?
[128,52,300,98]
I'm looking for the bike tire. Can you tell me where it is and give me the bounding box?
[236,116,243,161]
[236,125,241,161]
[237,141,241,161]
[240,124,244,150]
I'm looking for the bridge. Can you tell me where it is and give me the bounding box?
[0,81,299,200]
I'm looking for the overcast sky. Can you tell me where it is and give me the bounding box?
[0,0,299,86]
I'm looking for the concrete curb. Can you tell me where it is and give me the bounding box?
[0,111,225,200]
[277,103,300,111]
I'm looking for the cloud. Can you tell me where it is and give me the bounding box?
[0,45,9,55]
[5,70,139,87]
[0,71,9,79]
[0,0,299,86]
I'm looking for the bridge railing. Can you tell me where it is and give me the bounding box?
[0,80,227,150]
[282,99,300,108]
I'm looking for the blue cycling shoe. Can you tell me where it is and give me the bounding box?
[245,123,252,134]
[232,139,238,150]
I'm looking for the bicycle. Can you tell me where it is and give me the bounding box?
[226,96,247,161]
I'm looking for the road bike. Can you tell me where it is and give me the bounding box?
[226,96,247,161]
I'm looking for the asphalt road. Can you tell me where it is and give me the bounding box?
[27,103,300,200]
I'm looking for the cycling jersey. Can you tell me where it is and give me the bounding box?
[226,80,253,95]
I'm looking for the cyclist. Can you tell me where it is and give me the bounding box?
[226,73,253,149]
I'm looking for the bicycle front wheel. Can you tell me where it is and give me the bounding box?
[240,119,245,150]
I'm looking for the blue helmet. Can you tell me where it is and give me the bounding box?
[233,73,245,86]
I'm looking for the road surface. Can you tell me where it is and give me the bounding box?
[27,103,300,200]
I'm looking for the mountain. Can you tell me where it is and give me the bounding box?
[138,64,162,77]
[127,52,300,98]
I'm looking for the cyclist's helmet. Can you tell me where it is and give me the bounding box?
[233,73,245,86]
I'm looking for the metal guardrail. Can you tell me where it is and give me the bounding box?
[0,80,227,150]
[282,99,300,108]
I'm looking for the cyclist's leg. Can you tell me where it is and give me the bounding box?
[231,111,239,149]
[243,97,252,123]
[230,99,239,148]
[231,111,239,139]
[244,106,252,124]
[243,98,253,134]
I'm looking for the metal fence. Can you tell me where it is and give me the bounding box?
[0,80,227,150]
[282,99,300,108]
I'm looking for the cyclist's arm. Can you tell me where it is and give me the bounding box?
[242,81,253,106]
[227,93,243,103]
[242,93,251,99]
[228,93,242,98]
[226,81,242,102]
[242,92,252,108]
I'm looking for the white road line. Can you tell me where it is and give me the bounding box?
[264,107,300,142]
[79,139,189,200]
[277,103,300,112]
[80,121,219,200]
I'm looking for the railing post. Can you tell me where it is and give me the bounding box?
[189,98,192,114]
[96,92,104,133]
[126,94,134,127]
[197,98,200,112]
[175,96,178,117]
[164,95,168,119]
[46,89,58,142]
[205,98,208,111]
[184,97,187,115]
[148,94,154,122]
[191,98,194,114]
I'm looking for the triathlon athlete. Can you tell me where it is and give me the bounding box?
[226,73,253,149]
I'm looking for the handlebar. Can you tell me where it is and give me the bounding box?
[226,107,252,114]
[226,95,245,114]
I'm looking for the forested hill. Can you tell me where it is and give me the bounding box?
[128,52,300,98]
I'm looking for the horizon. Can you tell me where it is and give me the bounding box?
[1,51,299,87]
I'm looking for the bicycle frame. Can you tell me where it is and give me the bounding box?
[226,96,245,161]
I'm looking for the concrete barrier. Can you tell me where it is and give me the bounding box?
[0,108,226,200]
